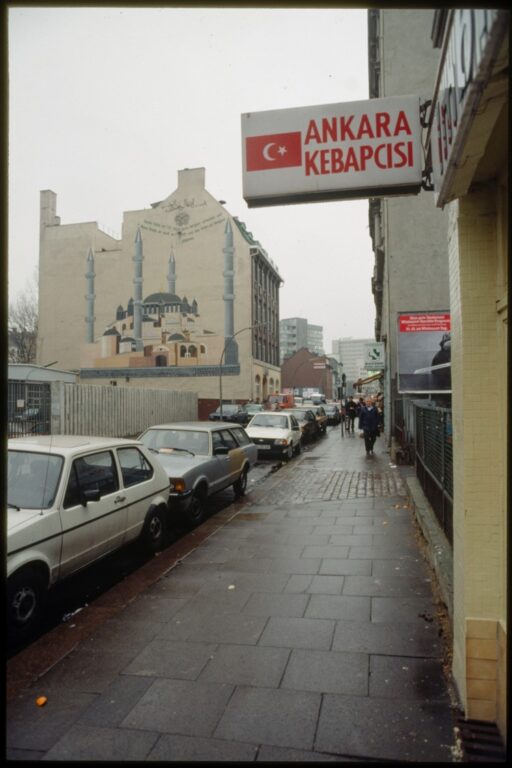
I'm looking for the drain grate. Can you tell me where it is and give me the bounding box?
[456,717,506,762]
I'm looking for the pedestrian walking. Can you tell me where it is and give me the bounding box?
[358,396,380,456]
[345,395,358,434]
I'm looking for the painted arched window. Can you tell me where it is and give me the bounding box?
[188,345,197,357]
[180,345,187,358]
[155,355,167,367]
[200,344,206,354]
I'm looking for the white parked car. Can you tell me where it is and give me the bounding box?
[245,411,302,460]
[7,435,171,643]
[139,422,258,527]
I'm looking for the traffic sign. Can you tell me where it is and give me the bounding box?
[364,342,385,369]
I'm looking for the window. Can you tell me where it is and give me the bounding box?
[219,430,238,450]
[64,451,119,508]
[117,447,153,487]
[229,427,251,446]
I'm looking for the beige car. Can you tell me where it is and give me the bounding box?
[138,422,258,527]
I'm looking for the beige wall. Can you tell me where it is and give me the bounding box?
[38,169,264,373]
[449,181,508,731]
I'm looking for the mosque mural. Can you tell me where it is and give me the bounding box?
[80,220,237,371]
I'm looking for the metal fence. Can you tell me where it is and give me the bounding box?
[8,380,197,439]
[8,381,52,437]
[413,402,453,544]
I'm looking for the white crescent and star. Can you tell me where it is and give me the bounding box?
[262,142,288,161]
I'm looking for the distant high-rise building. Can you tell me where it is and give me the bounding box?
[331,337,375,394]
[280,318,324,362]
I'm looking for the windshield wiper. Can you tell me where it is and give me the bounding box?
[158,447,195,456]
[8,502,21,510]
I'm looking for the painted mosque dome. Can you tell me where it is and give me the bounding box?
[144,292,181,304]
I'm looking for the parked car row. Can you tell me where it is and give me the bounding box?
[6,403,340,645]
[6,422,258,645]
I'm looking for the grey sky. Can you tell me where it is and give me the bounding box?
[8,6,375,351]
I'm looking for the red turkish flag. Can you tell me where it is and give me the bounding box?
[246,131,302,171]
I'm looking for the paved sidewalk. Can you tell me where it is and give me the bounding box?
[6,428,460,762]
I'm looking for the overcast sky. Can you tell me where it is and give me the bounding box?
[8,6,375,352]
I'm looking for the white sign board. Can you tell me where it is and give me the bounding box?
[364,342,385,370]
[242,95,423,207]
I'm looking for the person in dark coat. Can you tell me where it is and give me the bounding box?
[345,396,358,433]
[358,396,380,456]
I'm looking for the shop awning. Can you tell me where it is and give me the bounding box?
[353,372,384,387]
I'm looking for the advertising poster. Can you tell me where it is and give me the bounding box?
[397,312,451,393]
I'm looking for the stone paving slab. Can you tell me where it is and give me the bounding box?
[332,619,443,658]
[146,733,259,761]
[315,693,454,762]
[121,678,234,737]
[213,686,321,750]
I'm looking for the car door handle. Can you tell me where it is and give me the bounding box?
[114,495,126,504]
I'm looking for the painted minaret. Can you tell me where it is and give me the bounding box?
[85,247,95,343]
[167,249,176,294]
[133,227,144,350]
[223,218,238,364]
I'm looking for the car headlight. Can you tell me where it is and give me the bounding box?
[273,439,290,446]
[169,478,187,493]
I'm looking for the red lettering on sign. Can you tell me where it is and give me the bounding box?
[394,110,412,136]
[305,150,319,175]
[360,145,373,170]
[375,112,391,137]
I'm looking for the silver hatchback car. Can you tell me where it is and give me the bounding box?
[138,422,258,527]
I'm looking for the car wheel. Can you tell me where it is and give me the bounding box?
[234,467,248,497]
[285,444,294,461]
[185,489,205,527]
[7,566,47,645]
[141,506,166,553]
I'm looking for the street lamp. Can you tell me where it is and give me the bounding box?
[219,323,267,418]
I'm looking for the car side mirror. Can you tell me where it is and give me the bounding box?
[82,488,101,504]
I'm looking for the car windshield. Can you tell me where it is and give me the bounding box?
[8,450,64,509]
[250,414,288,428]
[245,404,263,413]
[140,429,210,456]
[216,405,239,414]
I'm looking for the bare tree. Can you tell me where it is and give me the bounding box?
[9,270,38,363]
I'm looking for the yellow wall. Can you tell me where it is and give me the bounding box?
[449,180,507,735]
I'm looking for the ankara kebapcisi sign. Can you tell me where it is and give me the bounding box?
[241,96,423,207]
